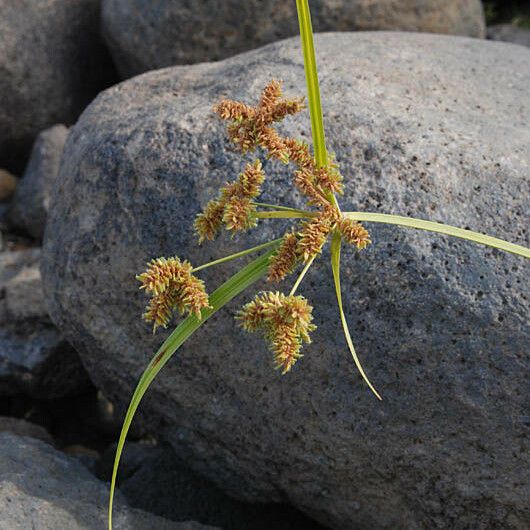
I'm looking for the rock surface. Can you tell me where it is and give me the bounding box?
[9,125,69,239]
[0,432,217,530]
[42,33,529,530]
[102,0,485,77]
[98,442,326,530]
[488,24,530,48]
[0,0,116,173]
[0,416,54,444]
[0,249,91,399]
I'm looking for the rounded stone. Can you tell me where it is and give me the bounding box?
[42,33,529,530]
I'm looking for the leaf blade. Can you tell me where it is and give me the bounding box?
[330,232,382,400]
[344,212,530,258]
[108,246,279,529]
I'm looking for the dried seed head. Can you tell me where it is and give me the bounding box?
[338,218,371,250]
[237,291,316,374]
[259,79,283,110]
[315,164,344,195]
[222,196,257,231]
[214,100,255,121]
[195,200,225,243]
[297,216,333,261]
[267,232,300,282]
[137,256,210,330]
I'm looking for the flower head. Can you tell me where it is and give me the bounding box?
[137,256,210,330]
[267,232,300,282]
[238,291,316,374]
[337,218,371,250]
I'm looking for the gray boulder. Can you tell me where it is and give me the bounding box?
[0,249,91,398]
[9,125,69,240]
[102,0,485,77]
[488,24,530,48]
[0,0,116,173]
[0,432,217,530]
[0,416,54,444]
[98,442,326,530]
[42,33,529,530]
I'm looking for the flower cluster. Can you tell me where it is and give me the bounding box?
[238,292,316,374]
[138,80,372,376]
[137,257,210,330]
[195,160,265,242]
[212,80,370,282]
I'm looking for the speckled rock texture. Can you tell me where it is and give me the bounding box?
[0,432,217,530]
[9,125,69,240]
[0,248,91,399]
[102,0,486,77]
[488,24,530,48]
[42,33,529,530]
[0,0,116,173]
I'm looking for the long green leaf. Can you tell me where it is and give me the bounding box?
[296,0,327,168]
[108,246,279,529]
[330,232,382,400]
[344,212,530,258]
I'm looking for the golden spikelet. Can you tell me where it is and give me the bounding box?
[267,232,300,282]
[195,199,225,243]
[338,218,371,250]
[297,216,333,261]
[315,164,344,195]
[259,79,283,110]
[137,256,210,330]
[237,291,316,374]
[223,196,257,231]
[214,100,255,121]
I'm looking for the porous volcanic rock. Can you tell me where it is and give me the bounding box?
[0,432,217,530]
[0,0,116,173]
[9,125,69,239]
[102,0,485,77]
[42,33,529,530]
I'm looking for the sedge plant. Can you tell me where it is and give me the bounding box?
[108,1,530,527]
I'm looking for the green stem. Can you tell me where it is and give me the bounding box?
[296,0,340,211]
[345,212,530,258]
[192,238,283,272]
[108,248,279,530]
[254,211,314,219]
[289,254,316,296]
[296,0,327,168]
[330,232,382,400]
[252,202,309,213]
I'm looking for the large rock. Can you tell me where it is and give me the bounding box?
[0,432,217,530]
[9,125,69,240]
[0,249,91,399]
[488,24,530,48]
[98,442,326,530]
[0,0,116,173]
[42,33,529,530]
[102,0,485,77]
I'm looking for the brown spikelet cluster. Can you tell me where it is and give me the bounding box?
[214,79,304,157]
[268,232,300,282]
[195,160,265,242]
[137,257,210,330]
[238,292,316,374]
[337,218,371,250]
[215,80,366,268]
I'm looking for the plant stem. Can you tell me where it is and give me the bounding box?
[192,238,283,272]
[252,202,309,213]
[253,210,314,219]
[296,0,340,211]
[289,254,316,296]
[344,212,530,258]
[330,232,382,400]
